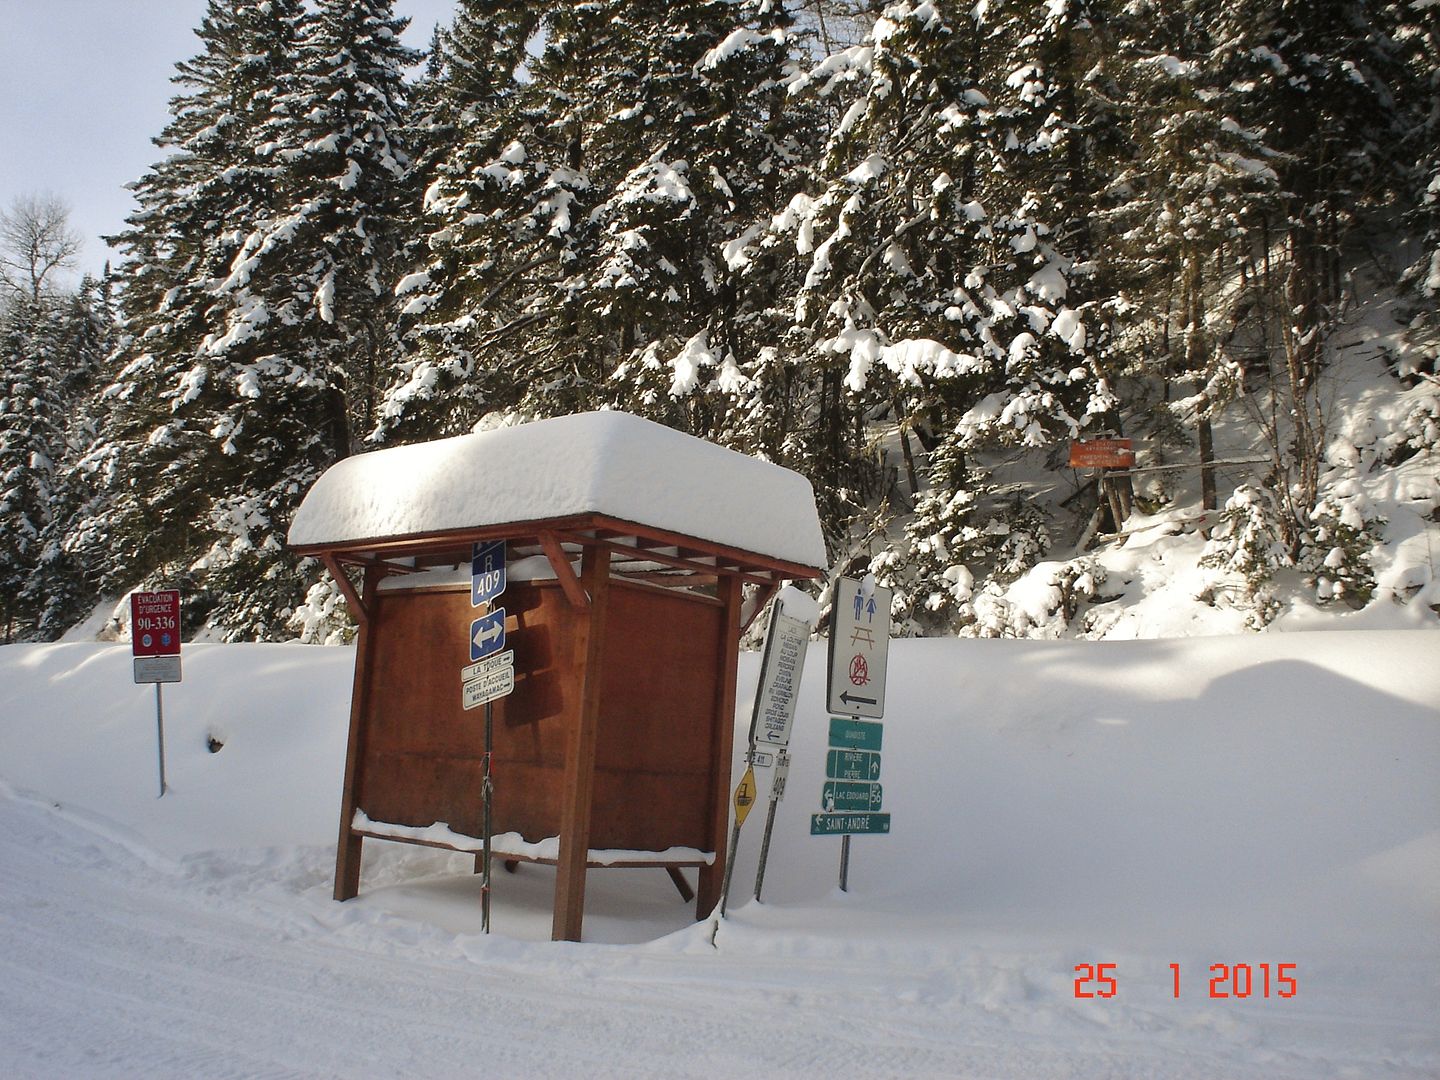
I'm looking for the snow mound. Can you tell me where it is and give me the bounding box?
[0,631,1436,1076]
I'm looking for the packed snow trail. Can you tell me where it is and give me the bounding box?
[1,636,1437,1077]
[2,787,1435,1079]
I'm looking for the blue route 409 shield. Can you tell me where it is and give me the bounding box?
[471,540,506,607]
[469,607,506,661]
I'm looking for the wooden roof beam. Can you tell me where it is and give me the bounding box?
[322,554,371,626]
[539,530,589,610]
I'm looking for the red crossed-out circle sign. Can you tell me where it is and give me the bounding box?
[849,654,870,686]
[131,590,181,657]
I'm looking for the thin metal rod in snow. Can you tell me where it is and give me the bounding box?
[482,700,494,933]
[753,748,790,903]
[155,684,167,798]
[718,819,742,918]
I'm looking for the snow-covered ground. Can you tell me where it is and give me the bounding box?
[2,630,1437,1078]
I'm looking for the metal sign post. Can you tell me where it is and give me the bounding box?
[154,684,167,798]
[718,766,757,917]
[482,699,494,933]
[821,579,892,890]
[753,749,789,902]
[468,541,509,933]
[131,590,182,798]
[744,601,813,903]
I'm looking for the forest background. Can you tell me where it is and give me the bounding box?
[2,0,1437,644]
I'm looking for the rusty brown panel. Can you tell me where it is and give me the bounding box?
[359,752,569,846]
[585,581,724,853]
[345,563,738,925]
[361,750,485,836]
[595,581,723,776]
[357,580,583,846]
[491,761,568,841]
[361,589,474,758]
[588,766,711,851]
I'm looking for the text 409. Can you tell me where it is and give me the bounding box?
[1073,963,1298,999]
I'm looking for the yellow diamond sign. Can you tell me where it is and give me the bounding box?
[733,766,758,827]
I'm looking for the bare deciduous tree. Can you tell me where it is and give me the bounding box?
[0,193,84,301]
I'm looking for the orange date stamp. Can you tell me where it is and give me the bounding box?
[1073,963,1298,999]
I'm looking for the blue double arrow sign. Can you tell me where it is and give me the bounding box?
[470,607,506,661]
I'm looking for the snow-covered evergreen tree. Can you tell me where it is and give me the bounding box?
[1098,3,1281,513]
[1396,0,1439,360]
[378,0,552,438]
[225,0,418,441]
[1202,0,1410,547]
[381,0,806,446]
[770,1,1116,626]
[1303,481,1384,607]
[82,0,309,626]
[22,278,115,639]
[0,286,108,640]
[196,0,418,637]
[1200,482,1290,627]
[87,0,418,640]
[0,299,63,639]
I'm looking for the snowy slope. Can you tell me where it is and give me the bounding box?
[1,633,1436,1078]
[913,283,1440,641]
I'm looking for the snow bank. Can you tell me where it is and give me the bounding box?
[1,631,1436,1076]
[288,410,827,570]
[2,632,1434,947]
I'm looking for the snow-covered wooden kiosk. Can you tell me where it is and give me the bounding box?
[287,411,825,941]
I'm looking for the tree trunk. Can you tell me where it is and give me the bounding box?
[1197,414,1217,513]
[1184,249,1217,513]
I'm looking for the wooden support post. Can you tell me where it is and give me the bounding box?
[552,545,611,941]
[696,574,743,917]
[740,581,779,635]
[665,866,695,903]
[333,563,380,901]
[539,530,589,610]
[322,554,371,625]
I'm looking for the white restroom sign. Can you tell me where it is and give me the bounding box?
[826,577,891,719]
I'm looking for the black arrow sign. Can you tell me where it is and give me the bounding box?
[839,691,877,706]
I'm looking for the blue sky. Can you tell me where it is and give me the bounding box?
[0,0,456,282]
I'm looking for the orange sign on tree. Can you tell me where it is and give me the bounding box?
[1069,438,1136,469]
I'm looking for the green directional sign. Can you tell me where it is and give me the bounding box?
[828,716,883,752]
[822,780,883,812]
[827,748,881,782]
[811,812,891,836]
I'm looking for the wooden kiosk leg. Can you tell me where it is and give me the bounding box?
[335,833,364,900]
[696,575,743,917]
[552,546,612,942]
[332,562,379,902]
[666,866,696,903]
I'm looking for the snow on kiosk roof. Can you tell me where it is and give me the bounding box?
[288,410,827,576]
